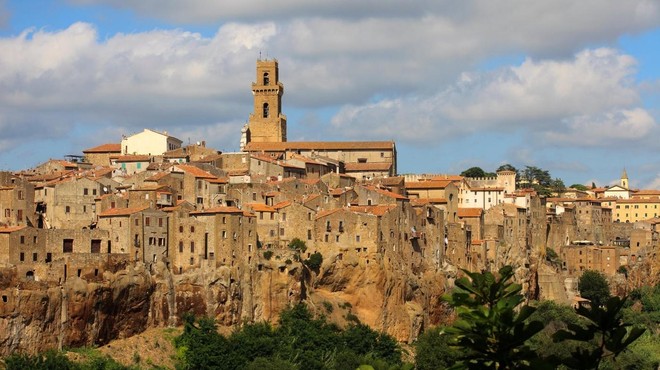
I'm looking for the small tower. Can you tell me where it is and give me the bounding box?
[620,168,629,189]
[245,59,287,145]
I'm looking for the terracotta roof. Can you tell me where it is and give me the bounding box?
[246,203,276,212]
[227,169,249,176]
[468,187,505,192]
[193,153,223,163]
[208,177,228,184]
[301,178,321,185]
[175,165,216,179]
[348,204,396,216]
[98,205,149,217]
[410,198,447,206]
[315,208,344,219]
[289,154,325,165]
[273,200,292,209]
[458,208,483,218]
[633,190,660,196]
[615,197,660,204]
[189,206,243,215]
[405,180,453,190]
[52,160,79,168]
[344,162,392,172]
[0,225,27,233]
[83,143,121,153]
[145,172,171,181]
[304,193,321,202]
[244,141,395,151]
[430,174,464,181]
[364,185,408,200]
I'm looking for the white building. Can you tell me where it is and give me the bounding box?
[121,129,182,156]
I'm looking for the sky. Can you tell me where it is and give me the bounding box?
[0,1,659,189]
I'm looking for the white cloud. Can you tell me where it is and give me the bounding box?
[330,48,657,148]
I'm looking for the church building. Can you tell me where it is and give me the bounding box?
[241,59,397,179]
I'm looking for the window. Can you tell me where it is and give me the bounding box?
[222,216,226,224]
[282,213,287,221]
[179,242,183,253]
[91,240,101,253]
[260,212,264,220]
[190,242,195,253]
[263,103,269,118]
[4,209,9,217]
[84,188,89,195]
[33,253,38,262]
[356,235,361,242]
[270,212,274,220]
[135,218,139,226]
[93,189,97,196]
[179,225,183,233]
[252,192,257,201]
[280,228,284,236]
[222,231,227,239]
[190,226,195,232]
[307,230,312,240]
[159,218,163,227]
[263,72,269,85]
[20,252,24,261]
[65,206,70,214]
[20,236,25,244]
[63,239,73,253]
[145,217,150,226]
[18,190,24,200]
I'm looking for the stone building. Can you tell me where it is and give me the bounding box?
[82,143,121,167]
[241,59,397,177]
[188,206,258,269]
[405,180,459,223]
[0,172,35,227]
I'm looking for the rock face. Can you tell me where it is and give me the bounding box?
[0,245,539,355]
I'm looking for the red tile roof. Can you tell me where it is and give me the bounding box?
[98,206,149,217]
[113,155,151,162]
[246,203,276,212]
[83,143,121,153]
[0,225,27,233]
[405,180,453,189]
[458,208,483,218]
[175,165,216,179]
[244,141,395,151]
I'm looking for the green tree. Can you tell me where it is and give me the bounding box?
[553,297,646,369]
[570,184,589,191]
[414,326,461,370]
[579,270,611,307]
[443,265,546,369]
[305,252,323,272]
[288,238,307,253]
[496,164,517,173]
[460,167,487,178]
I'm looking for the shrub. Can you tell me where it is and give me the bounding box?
[263,250,274,260]
[305,252,323,272]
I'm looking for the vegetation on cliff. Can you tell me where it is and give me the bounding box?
[174,303,408,370]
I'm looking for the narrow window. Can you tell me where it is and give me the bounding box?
[263,72,269,85]
[263,103,269,118]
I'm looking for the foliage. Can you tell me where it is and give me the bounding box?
[460,167,495,178]
[3,349,136,370]
[553,296,646,369]
[288,238,307,253]
[323,301,334,314]
[173,303,406,370]
[579,270,611,307]
[263,250,274,260]
[496,164,517,173]
[545,247,562,269]
[442,265,546,369]
[305,252,323,272]
[414,326,461,370]
[570,183,589,191]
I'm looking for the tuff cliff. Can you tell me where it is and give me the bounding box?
[0,245,461,355]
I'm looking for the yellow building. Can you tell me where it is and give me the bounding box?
[613,198,660,223]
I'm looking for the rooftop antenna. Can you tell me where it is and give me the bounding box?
[259,50,262,60]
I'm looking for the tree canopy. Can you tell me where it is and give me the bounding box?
[579,270,611,307]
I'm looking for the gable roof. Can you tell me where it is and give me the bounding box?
[174,165,216,179]
[458,208,483,218]
[189,206,243,215]
[83,143,121,153]
[98,205,150,217]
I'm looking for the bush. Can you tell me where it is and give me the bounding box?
[322,301,333,314]
[579,269,611,307]
[288,238,307,253]
[263,250,273,260]
[304,252,323,272]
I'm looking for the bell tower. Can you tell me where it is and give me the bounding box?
[245,58,287,145]
[620,168,629,189]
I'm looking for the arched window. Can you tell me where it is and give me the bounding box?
[263,72,270,85]
[263,103,269,118]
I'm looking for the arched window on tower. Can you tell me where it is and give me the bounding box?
[263,103,269,118]
[263,72,270,85]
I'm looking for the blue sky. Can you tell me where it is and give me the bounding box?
[0,0,659,189]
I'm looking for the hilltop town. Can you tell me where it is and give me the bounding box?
[1,59,659,354]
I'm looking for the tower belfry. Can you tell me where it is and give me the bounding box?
[620,168,629,189]
[243,59,287,148]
